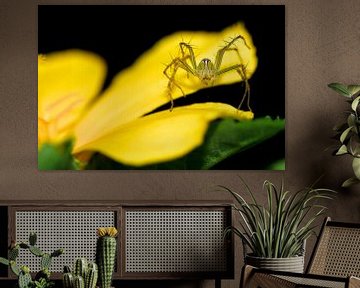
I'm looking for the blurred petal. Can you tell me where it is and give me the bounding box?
[74,103,253,166]
[38,50,106,146]
[75,22,257,149]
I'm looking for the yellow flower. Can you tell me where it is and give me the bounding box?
[97,227,118,237]
[38,50,106,147]
[38,22,258,167]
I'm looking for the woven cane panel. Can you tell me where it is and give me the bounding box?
[310,226,360,277]
[277,275,345,288]
[15,211,115,272]
[125,210,227,273]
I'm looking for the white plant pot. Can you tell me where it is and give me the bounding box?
[245,254,305,273]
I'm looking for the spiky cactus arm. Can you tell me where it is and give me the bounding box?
[41,254,52,270]
[96,227,118,288]
[29,232,37,246]
[63,272,74,288]
[18,266,32,288]
[10,260,21,276]
[0,257,9,266]
[74,258,88,280]
[9,246,19,260]
[73,275,85,288]
[50,248,63,258]
[85,262,98,288]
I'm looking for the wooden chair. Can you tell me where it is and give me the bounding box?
[241,217,360,288]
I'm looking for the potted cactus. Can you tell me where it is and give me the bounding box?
[62,258,98,288]
[96,227,118,288]
[0,232,63,288]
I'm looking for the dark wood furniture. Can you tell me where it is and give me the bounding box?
[0,201,234,288]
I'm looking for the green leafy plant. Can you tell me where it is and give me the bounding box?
[221,179,335,258]
[33,278,54,288]
[328,83,360,187]
[0,232,63,288]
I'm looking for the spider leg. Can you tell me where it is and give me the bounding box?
[214,37,251,111]
[214,35,249,70]
[163,57,196,111]
[216,63,251,111]
[236,65,251,111]
[179,42,197,70]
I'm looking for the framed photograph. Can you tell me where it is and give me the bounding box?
[38,5,285,170]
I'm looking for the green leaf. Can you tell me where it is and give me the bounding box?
[179,117,285,169]
[336,144,348,155]
[328,83,353,97]
[351,96,360,111]
[348,85,360,97]
[328,83,360,98]
[38,140,76,170]
[348,135,360,156]
[352,157,360,179]
[342,177,360,188]
[340,126,353,143]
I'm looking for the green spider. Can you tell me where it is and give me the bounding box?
[163,35,251,111]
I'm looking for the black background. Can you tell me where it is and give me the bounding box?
[38,5,285,169]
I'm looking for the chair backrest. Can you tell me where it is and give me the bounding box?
[307,217,360,278]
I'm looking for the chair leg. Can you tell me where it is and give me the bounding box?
[240,265,296,288]
[240,265,255,288]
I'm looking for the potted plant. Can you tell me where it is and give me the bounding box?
[328,82,360,187]
[221,179,335,273]
[0,232,63,288]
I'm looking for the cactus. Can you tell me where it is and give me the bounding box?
[9,246,19,260]
[74,258,88,279]
[0,257,9,266]
[0,232,63,288]
[51,248,64,257]
[63,259,98,288]
[29,245,44,257]
[63,272,74,288]
[74,275,85,288]
[41,253,52,270]
[18,266,32,288]
[85,262,98,288]
[96,227,118,288]
[29,232,37,246]
[10,260,21,276]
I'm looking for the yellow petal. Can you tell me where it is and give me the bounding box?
[74,103,253,167]
[38,50,106,146]
[74,22,257,150]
